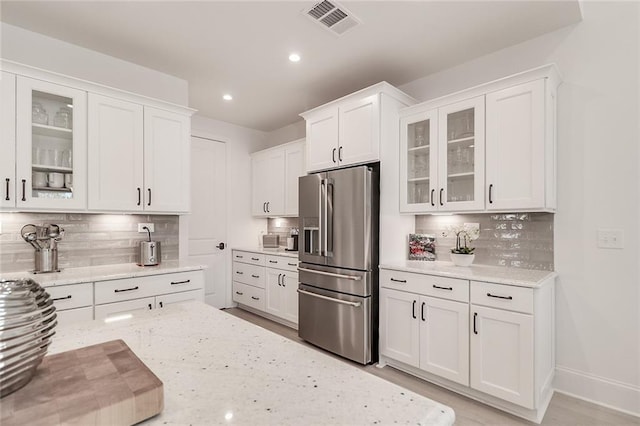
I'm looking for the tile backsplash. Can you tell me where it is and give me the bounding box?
[266,217,299,247]
[0,213,179,274]
[415,213,554,271]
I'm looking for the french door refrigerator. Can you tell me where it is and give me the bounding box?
[298,164,379,364]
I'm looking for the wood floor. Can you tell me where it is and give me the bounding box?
[223,307,639,426]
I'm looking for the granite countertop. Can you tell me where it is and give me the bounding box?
[1,261,205,288]
[233,247,299,259]
[380,260,556,288]
[49,301,455,426]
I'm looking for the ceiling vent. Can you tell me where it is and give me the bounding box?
[304,1,361,36]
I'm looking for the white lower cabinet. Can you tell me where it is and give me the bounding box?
[265,269,298,324]
[48,282,94,327]
[95,296,156,321]
[56,307,94,326]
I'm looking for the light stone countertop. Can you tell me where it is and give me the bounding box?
[1,261,205,288]
[233,247,299,259]
[49,301,455,426]
[380,260,556,288]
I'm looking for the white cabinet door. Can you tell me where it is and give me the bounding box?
[379,288,420,368]
[251,151,270,216]
[16,76,87,210]
[265,268,286,318]
[143,106,190,212]
[437,96,485,212]
[88,93,144,211]
[0,72,16,208]
[419,296,469,386]
[338,94,380,167]
[284,141,305,216]
[251,148,285,217]
[485,80,545,211]
[470,305,534,408]
[157,289,204,308]
[56,307,94,327]
[94,296,155,321]
[305,107,339,172]
[281,271,298,324]
[400,109,438,212]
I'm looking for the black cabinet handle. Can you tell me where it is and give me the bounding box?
[487,292,513,300]
[332,148,337,163]
[251,257,259,261]
[266,202,270,213]
[263,202,267,213]
[473,312,478,334]
[21,179,26,202]
[115,286,139,293]
[159,301,164,308]
[269,260,278,264]
[338,146,343,162]
[171,279,191,285]
[278,273,282,286]
[439,188,444,206]
[235,291,244,296]
[5,178,9,201]
[137,187,141,206]
[390,278,407,283]
[433,285,453,291]
[251,274,259,278]
[251,296,260,300]
[412,300,417,319]
[236,271,243,275]
[235,255,244,259]
[421,302,426,321]
[489,184,494,204]
[430,189,435,207]
[52,295,72,302]
[148,303,153,310]
[281,274,286,287]
[147,188,152,206]
[287,263,296,266]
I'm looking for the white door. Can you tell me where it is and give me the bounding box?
[470,305,534,408]
[305,107,339,172]
[379,288,420,368]
[265,268,285,318]
[419,296,469,386]
[0,72,16,208]
[485,80,545,210]
[182,137,228,308]
[339,94,380,167]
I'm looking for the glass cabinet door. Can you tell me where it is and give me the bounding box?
[438,96,484,211]
[400,110,438,212]
[16,77,87,210]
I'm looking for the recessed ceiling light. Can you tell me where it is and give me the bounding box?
[223,94,233,101]
[289,53,301,63]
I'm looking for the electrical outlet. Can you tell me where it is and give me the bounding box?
[138,223,155,233]
[597,228,624,249]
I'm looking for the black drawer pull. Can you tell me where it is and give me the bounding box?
[390,278,407,283]
[235,291,244,296]
[412,300,417,319]
[251,274,260,278]
[236,271,244,275]
[171,279,191,285]
[236,255,244,259]
[287,263,297,266]
[251,257,259,261]
[433,285,453,291]
[473,312,478,334]
[52,295,72,301]
[115,286,139,293]
[4,178,9,201]
[251,296,260,300]
[487,293,513,300]
[269,260,278,263]
[421,302,426,321]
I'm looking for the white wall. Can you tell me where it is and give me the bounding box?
[400,2,640,415]
[264,120,305,148]
[0,23,188,105]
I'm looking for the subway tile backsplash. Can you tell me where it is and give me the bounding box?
[0,213,179,273]
[415,213,554,271]
[266,217,299,247]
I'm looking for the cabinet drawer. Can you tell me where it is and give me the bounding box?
[94,297,155,321]
[265,255,299,272]
[56,306,94,327]
[95,277,155,304]
[48,283,93,310]
[149,270,204,295]
[233,262,265,288]
[233,250,265,266]
[471,281,533,314]
[380,269,469,303]
[232,281,265,311]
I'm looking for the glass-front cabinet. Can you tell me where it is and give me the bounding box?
[15,77,87,210]
[400,96,484,213]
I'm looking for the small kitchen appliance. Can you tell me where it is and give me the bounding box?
[138,226,161,266]
[20,224,64,274]
[262,234,279,248]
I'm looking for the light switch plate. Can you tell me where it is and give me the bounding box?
[138,223,155,233]
[597,228,624,249]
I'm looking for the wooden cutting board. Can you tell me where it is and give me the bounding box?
[1,340,163,426]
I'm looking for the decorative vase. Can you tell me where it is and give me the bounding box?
[450,253,475,267]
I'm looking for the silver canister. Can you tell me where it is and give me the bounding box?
[34,248,58,274]
[138,241,161,266]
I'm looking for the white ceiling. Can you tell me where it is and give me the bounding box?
[0,1,582,132]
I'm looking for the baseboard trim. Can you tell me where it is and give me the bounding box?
[554,366,640,418]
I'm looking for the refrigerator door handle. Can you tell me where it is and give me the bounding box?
[326,178,334,256]
[297,267,362,281]
[297,289,362,307]
[319,179,325,256]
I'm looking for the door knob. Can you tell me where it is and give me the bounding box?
[217,242,225,250]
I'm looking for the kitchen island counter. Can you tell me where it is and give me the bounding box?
[49,301,454,425]
[234,246,299,259]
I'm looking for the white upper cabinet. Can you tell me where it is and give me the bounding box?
[88,93,144,211]
[15,76,87,210]
[88,95,190,213]
[302,82,415,173]
[400,65,560,214]
[252,139,305,217]
[485,80,547,211]
[0,72,16,209]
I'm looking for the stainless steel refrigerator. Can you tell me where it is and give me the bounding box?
[297,164,379,364]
